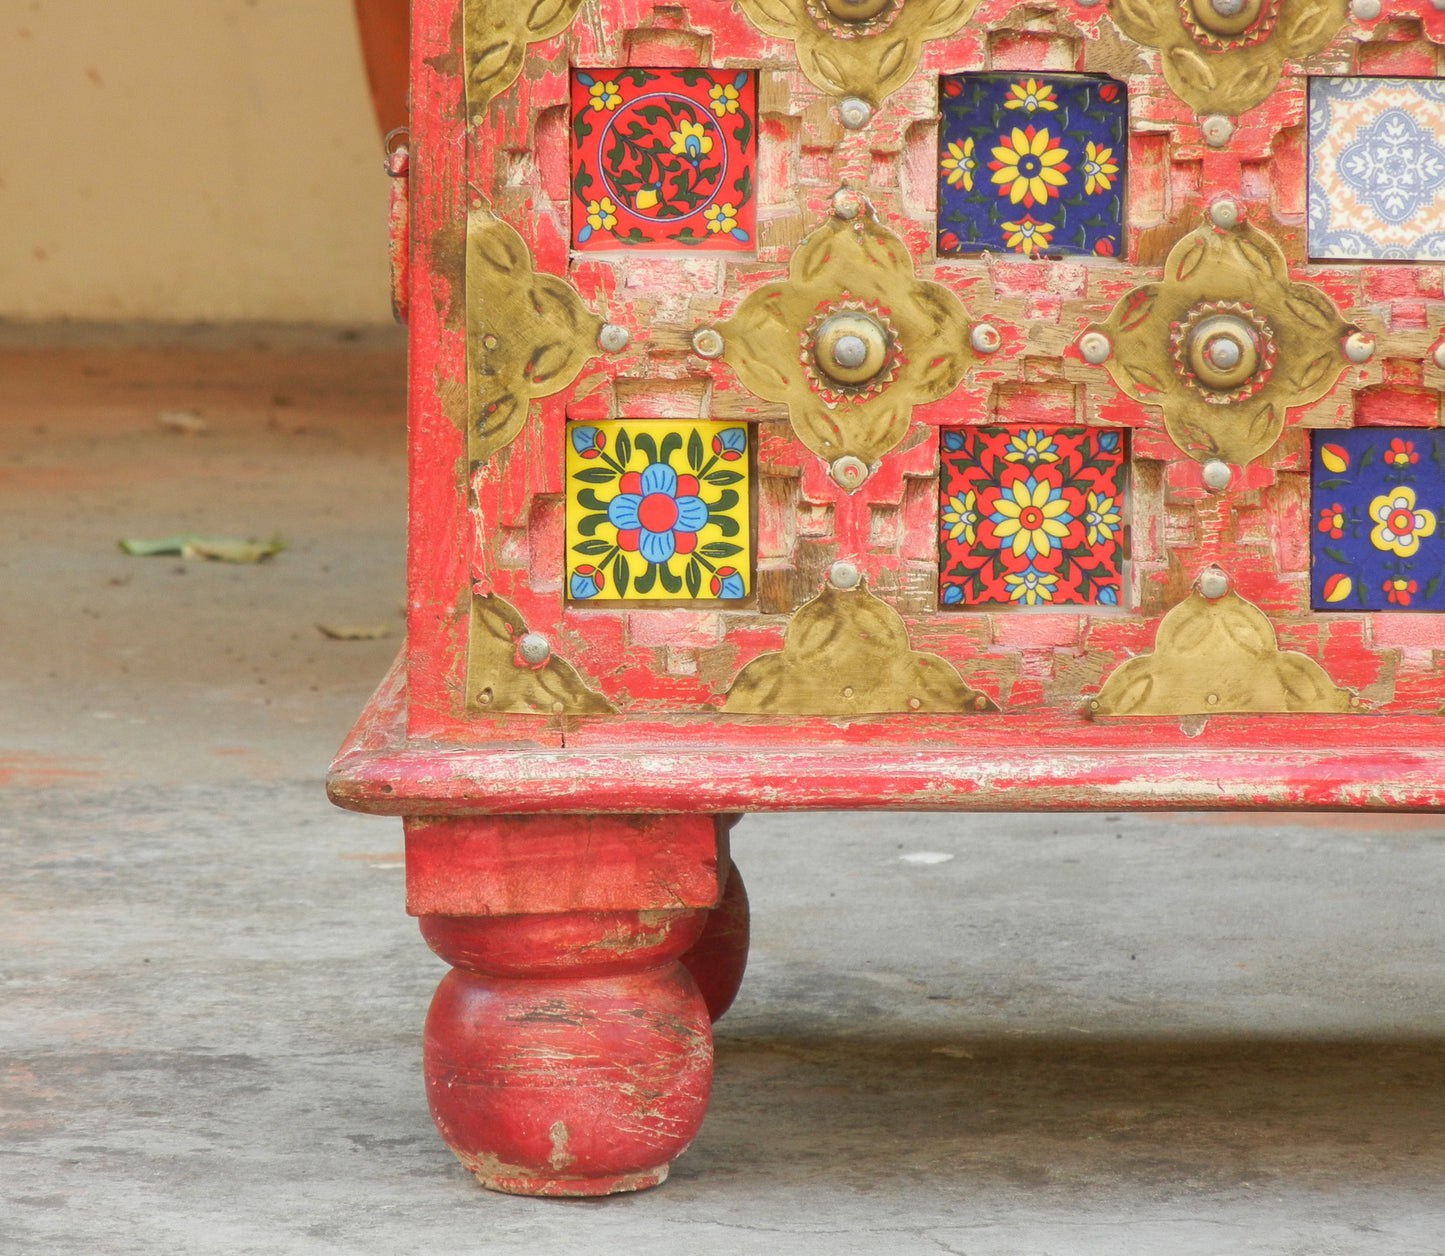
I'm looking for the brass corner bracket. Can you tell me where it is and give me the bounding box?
[466,593,615,716]
[1089,583,1355,717]
[463,0,587,119]
[723,578,997,715]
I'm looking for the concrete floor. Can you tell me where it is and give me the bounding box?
[2,329,1443,1255]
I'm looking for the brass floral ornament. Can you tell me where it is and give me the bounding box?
[735,0,980,108]
[1079,216,1357,467]
[723,578,996,715]
[462,0,587,119]
[466,209,602,465]
[1088,580,1354,717]
[707,204,979,477]
[1107,0,1347,117]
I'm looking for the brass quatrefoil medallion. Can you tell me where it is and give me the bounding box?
[704,204,980,484]
[1108,0,1346,117]
[736,0,980,109]
[1079,216,1358,467]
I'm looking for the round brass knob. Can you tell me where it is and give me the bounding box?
[1188,0,1264,36]
[823,0,893,20]
[812,311,890,386]
[1186,313,1262,393]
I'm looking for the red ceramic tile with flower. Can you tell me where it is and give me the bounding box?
[571,68,756,251]
[939,425,1126,608]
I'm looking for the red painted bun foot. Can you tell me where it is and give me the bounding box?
[419,908,713,1195]
[679,859,750,1022]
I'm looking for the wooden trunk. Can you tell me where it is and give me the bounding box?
[331,0,1445,1193]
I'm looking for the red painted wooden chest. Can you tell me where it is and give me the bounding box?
[331,0,1445,1194]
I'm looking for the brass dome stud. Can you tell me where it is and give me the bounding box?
[812,311,891,387]
[1189,0,1266,38]
[823,0,893,19]
[1186,313,1261,392]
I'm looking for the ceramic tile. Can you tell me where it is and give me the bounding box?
[939,425,1125,608]
[937,73,1127,260]
[566,420,752,602]
[570,68,756,252]
[1311,429,1445,611]
[1308,77,1445,261]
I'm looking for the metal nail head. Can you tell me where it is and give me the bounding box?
[691,327,726,360]
[517,633,551,666]
[1079,331,1112,365]
[970,323,1001,354]
[838,97,872,130]
[598,324,630,353]
[1198,569,1230,600]
[1202,459,1233,493]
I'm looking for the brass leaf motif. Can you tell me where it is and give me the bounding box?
[923,0,977,34]
[1294,352,1338,396]
[1231,60,1279,111]
[1235,237,1281,279]
[463,0,586,117]
[1175,237,1208,282]
[1245,403,1276,445]
[1168,46,1217,94]
[1283,4,1341,52]
[466,209,601,465]
[715,206,977,467]
[466,594,615,715]
[810,47,850,95]
[723,581,997,716]
[1118,290,1157,332]
[876,37,908,85]
[1110,0,1166,39]
[736,0,981,107]
[1124,364,1166,394]
[1108,0,1347,116]
[1090,590,1354,717]
[525,0,574,30]
[1284,292,1336,332]
[1082,218,1352,466]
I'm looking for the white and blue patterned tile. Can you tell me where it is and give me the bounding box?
[1309,77,1445,261]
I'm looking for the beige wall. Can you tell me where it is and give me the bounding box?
[1,0,394,324]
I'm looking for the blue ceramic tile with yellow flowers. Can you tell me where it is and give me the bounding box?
[571,68,756,251]
[565,420,752,603]
[1312,429,1445,611]
[938,73,1126,260]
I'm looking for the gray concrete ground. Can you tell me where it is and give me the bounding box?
[3,330,1443,1255]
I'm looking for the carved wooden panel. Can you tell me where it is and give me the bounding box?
[396,0,1445,773]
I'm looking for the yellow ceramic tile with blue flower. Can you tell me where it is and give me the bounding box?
[565,421,751,602]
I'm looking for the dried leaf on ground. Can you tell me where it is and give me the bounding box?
[118,535,285,563]
[157,409,208,434]
[315,622,393,640]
